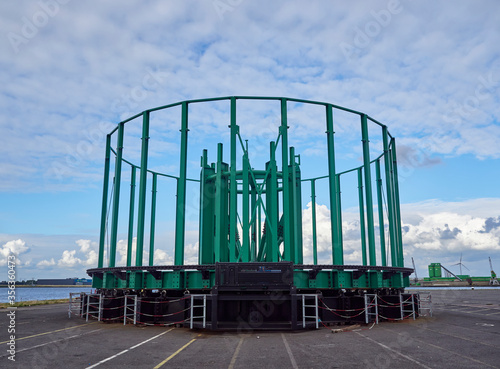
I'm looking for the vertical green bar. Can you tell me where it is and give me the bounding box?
[335,174,343,263]
[361,114,377,266]
[98,134,112,268]
[289,147,302,264]
[257,190,261,260]
[149,173,157,266]
[136,111,150,267]
[267,141,279,262]
[387,146,400,266]
[326,105,342,265]
[174,102,189,266]
[229,97,237,262]
[199,150,215,264]
[109,123,125,267]
[126,166,136,267]
[382,126,397,267]
[250,182,257,261]
[358,168,367,266]
[242,151,250,262]
[280,99,292,261]
[311,179,318,265]
[375,159,387,267]
[214,143,224,263]
[391,139,404,267]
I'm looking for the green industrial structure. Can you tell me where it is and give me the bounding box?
[85,96,417,329]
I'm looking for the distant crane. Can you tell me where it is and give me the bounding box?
[452,253,469,275]
[412,257,418,283]
[489,257,499,286]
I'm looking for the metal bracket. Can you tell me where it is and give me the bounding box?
[383,271,396,280]
[353,270,367,279]
[308,269,320,280]
[200,269,210,280]
[113,271,127,280]
[148,270,162,280]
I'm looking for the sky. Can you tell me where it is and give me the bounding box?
[1,0,499,281]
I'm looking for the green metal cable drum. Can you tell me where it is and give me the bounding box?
[88,96,411,292]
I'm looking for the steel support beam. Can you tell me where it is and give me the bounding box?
[149,173,157,266]
[361,114,376,266]
[242,147,250,262]
[382,126,397,267]
[335,175,343,264]
[229,97,238,262]
[199,150,215,264]
[391,139,404,267]
[290,147,302,264]
[358,168,367,266]
[175,102,189,266]
[375,159,387,267]
[98,134,112,268]
[311,179,318,265]
[136,111,150,267]
[214,143,228,262]
[280,99,292,261]
[250,180,257,262]
[127,166,136,267]
[109,123,125,267]
[267,141,279,262]
[326,105,342,264]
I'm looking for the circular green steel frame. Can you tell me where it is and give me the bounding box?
[89,96,410,291]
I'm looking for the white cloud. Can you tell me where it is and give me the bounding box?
[301,198,500,278]
[0,239,29,266]
[76,239,99,266]
[37,258,56,267]
[153,249,172,265]
[57,250,82,268]
[1,1,500,192]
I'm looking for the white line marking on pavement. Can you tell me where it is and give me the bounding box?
[0,329,103,357]
[281,333,299,369]
[86,328,173,368]
[355,331,432,369]
[228,335,245,369]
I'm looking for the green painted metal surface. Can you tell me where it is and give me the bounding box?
[98,134,111,269]
[126,166,136,267]
[358,168,367,266]
[174,102,189,266]
[92,96,410,291]
[135,111,150,267]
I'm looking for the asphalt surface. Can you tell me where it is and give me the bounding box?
[0,289,499,368]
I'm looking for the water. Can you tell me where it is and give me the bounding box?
[2,286,496,303]
[407,286,499,291]
[0,287,93,303]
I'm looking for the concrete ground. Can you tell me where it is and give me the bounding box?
[0,289,499,368]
